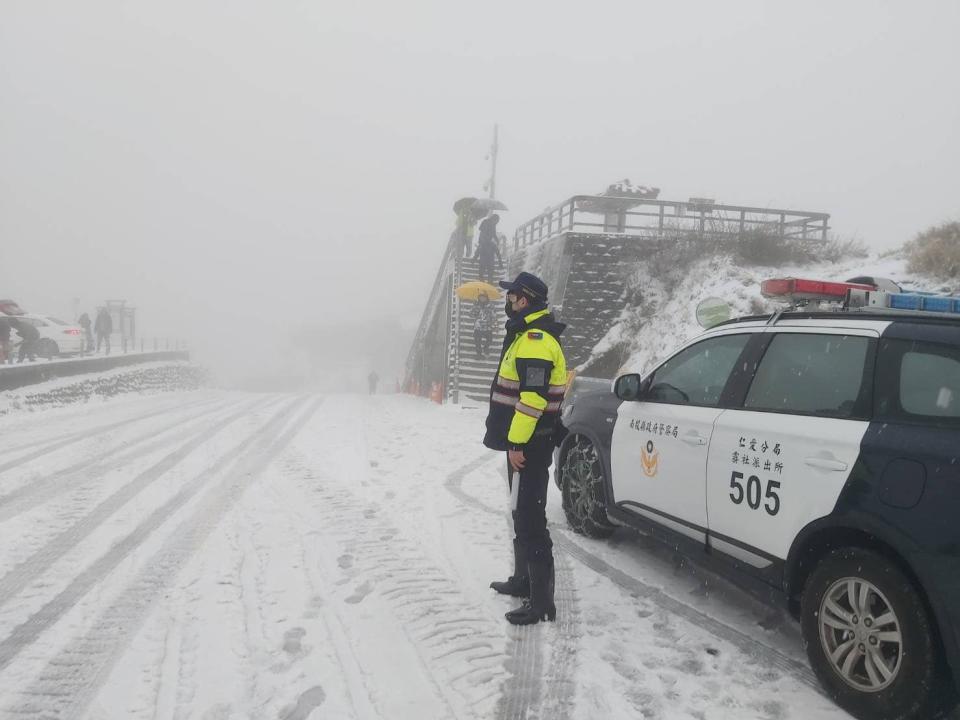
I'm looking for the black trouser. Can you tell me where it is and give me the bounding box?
[17,339,36,362]
[478,258,495,283]
[507,439,554,564]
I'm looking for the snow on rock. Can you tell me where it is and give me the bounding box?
[0,361,206,416]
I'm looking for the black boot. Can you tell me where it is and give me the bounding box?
[490,539,529,597]
[505,557,555,625]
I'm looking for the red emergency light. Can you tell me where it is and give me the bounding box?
[761,277,876,302]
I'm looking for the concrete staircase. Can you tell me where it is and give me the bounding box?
[504,233,652,370]
[407,230,650,405]
[553,236,643,367]
[448,257,506,403]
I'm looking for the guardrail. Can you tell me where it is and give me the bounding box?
[403,232,459,393]
[74,337,188,356]
[0,351,190,392]
[511,195,830,253]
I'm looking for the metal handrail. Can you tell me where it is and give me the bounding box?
[511,195,830,252]
[404,232,459,388]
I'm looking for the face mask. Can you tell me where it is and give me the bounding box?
[504,300,519,318]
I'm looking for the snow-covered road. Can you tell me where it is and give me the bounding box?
[0,391,854,719]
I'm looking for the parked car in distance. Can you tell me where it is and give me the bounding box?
[10,313,83,358]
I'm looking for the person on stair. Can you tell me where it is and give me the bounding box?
[474,214,503,283]
[482,271,567,626]
[452,207,476,257]
[473,293,495,358]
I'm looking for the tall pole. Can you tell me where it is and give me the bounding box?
[488,124,498,200]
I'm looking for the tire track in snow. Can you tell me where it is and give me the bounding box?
[447,452,824,711]
[0,396,217,475]
[280,448,510,720]
[0,396,269,611]
[0,396,310,684]
[0,397,242,523]
[0,397,319,720]
[228,479,380,720]
[445,453,578,720]
[554,530,820,692]
[0,395,218,460]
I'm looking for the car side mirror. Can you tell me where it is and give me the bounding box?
[614,373,646,401]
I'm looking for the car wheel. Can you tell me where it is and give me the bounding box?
[801,547,949,720]
[37,339,58,359]
[560,435,614,538]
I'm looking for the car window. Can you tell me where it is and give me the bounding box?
[47,317,68,326]
[647,333,751,407]
[744,333,871,418]
[889,342,960,421]
[901,351,960,417]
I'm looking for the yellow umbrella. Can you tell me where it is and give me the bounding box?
[456,281,501,302]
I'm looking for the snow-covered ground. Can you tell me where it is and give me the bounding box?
[0,388,862,719]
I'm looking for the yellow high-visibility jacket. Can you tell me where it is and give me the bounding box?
[483,309,567,451]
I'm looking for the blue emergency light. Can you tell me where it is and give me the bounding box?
[886,292,960,314]
[762,276,960,317]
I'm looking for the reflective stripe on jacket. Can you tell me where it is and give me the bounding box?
[483,308,567,451]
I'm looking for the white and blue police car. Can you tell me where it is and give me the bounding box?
[557,277,960,720]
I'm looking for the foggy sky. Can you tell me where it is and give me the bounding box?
[2,1,958,375]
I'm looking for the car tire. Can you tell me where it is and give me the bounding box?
[37,339,58,359]
[560,435,615,539]
[800,547,951,720]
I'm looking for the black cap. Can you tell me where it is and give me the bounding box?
[499,271,548,302]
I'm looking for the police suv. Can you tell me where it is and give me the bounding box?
[557,277,960,720]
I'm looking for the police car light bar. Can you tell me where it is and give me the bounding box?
[760,278,876,302]
[762,276,960,318]
[849,289,960,316]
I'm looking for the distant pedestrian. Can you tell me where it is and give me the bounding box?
[0,318,11,364]
[474,215,503,283]
[368,370,379,395]
[10,318,39,363]
[473,293,495,358]
[94,308,113,355]
[78,312,94,354]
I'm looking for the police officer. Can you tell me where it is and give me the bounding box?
[483,272,567,625]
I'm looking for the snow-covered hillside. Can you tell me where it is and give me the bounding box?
[587,250,959,378]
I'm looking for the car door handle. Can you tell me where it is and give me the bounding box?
[680,433,707,446]
[804,457,848,472]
